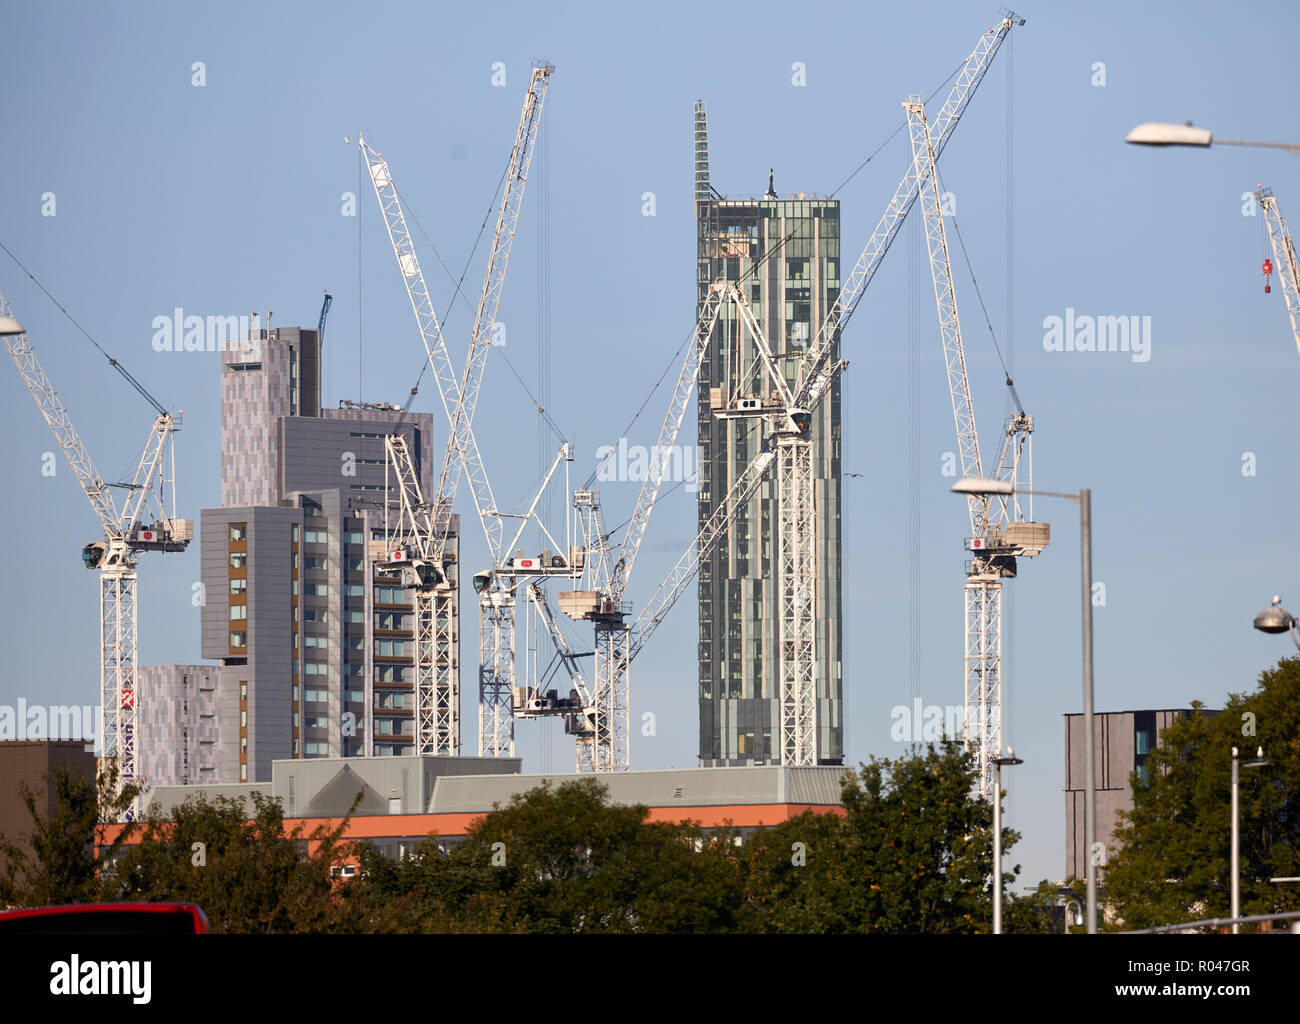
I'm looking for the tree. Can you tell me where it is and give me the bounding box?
[0,762,137,908]
[343,779,753,933]
[1105,658,1300,930]
[103,790,359,933]
[742,740,1018,933]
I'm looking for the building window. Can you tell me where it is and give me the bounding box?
[347,610,364,624]
[304,529,328,544]
[240,737,247,753]
[376,664,405,683]
[346,531,363,545]
[346,662,364,677]
[309,583,329,597]
[229,631,247,648]
[292,684,299,702]
[305,715,328,730]
[293,711,300,728]
[1136,730,1153,756]
[240,682,247,701]
[229,604,247,621]
[304,741,327,755]
[229,524,246,542]
[229,552,247,569]
[304,608,328,623]
[304,688,328,703]
[292,580,299,596]
[346,584,364,598]
[240,763,247,781]
[304,635,328,649]
[240,709,247,727]
[230,578,247,595]
[376,638,406,657]
[305,555,328,570]
[292,523,300,542]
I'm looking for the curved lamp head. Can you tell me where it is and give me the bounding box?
[951,477,1014,496]
[1253,595,1296,634]
[1125,122,1212,147]
[0,316,26,336]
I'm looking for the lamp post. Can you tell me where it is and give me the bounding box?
[991,748,1023,934]
[1231,745,1270,933]
[953,477,1098,933]
[1124,122,1300,156]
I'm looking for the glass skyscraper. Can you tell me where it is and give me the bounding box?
[694,102,844,766]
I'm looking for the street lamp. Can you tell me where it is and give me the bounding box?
[953,477,1098,934]
[1063,898,1083,934]
[1231,745,1270,934]
[1125,122,1300,156]
[1253,595,1300,651]
[991,748,1023,935]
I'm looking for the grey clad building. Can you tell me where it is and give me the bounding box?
[135,665,218,790]
[693,102,844,766]
[1064,708,1220,880]
[199,322,450,783]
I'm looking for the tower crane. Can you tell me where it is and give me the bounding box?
[0,292,191,817]
[1256,186,1300,358]
[555,12,1024,772]
[356,62,555,757]
[905,95,1048,799]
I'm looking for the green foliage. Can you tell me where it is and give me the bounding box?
[103,790,360,933]
[1106,658,1300,930]
[1,742,1031,933]
[342,779,752,933]
[743,740,1012,933]
[0,763,137,908]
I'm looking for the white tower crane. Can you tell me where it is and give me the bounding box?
[905,96,1048,799]
[692,12,1024,765]
[0,293,191,817]
[356,62,554,758]
[1256,186,1300,358]
[553,13,1023,772]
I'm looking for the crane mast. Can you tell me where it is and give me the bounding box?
[1256,186,1300,358]
[0,292,190,818]
[357,62,553,760]
[906,97,1047,798]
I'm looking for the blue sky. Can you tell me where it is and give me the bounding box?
[2,0,1298,888]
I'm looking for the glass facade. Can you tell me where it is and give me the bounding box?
[696,194,844,766]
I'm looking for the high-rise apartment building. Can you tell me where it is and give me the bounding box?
[199,323,450,783]
[694,102,844,766]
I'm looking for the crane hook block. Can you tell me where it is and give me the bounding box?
[1263,258,1274,293]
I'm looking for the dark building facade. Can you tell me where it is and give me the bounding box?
[694,101,844,766]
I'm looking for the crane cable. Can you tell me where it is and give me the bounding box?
[0,240,168,418]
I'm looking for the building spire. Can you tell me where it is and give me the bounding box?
[764,168,777,200]
[694,101,711,207]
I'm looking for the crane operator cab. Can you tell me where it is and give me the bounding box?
[472,570,493,595]
[82,542,104,569]
[410,560,441,592]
